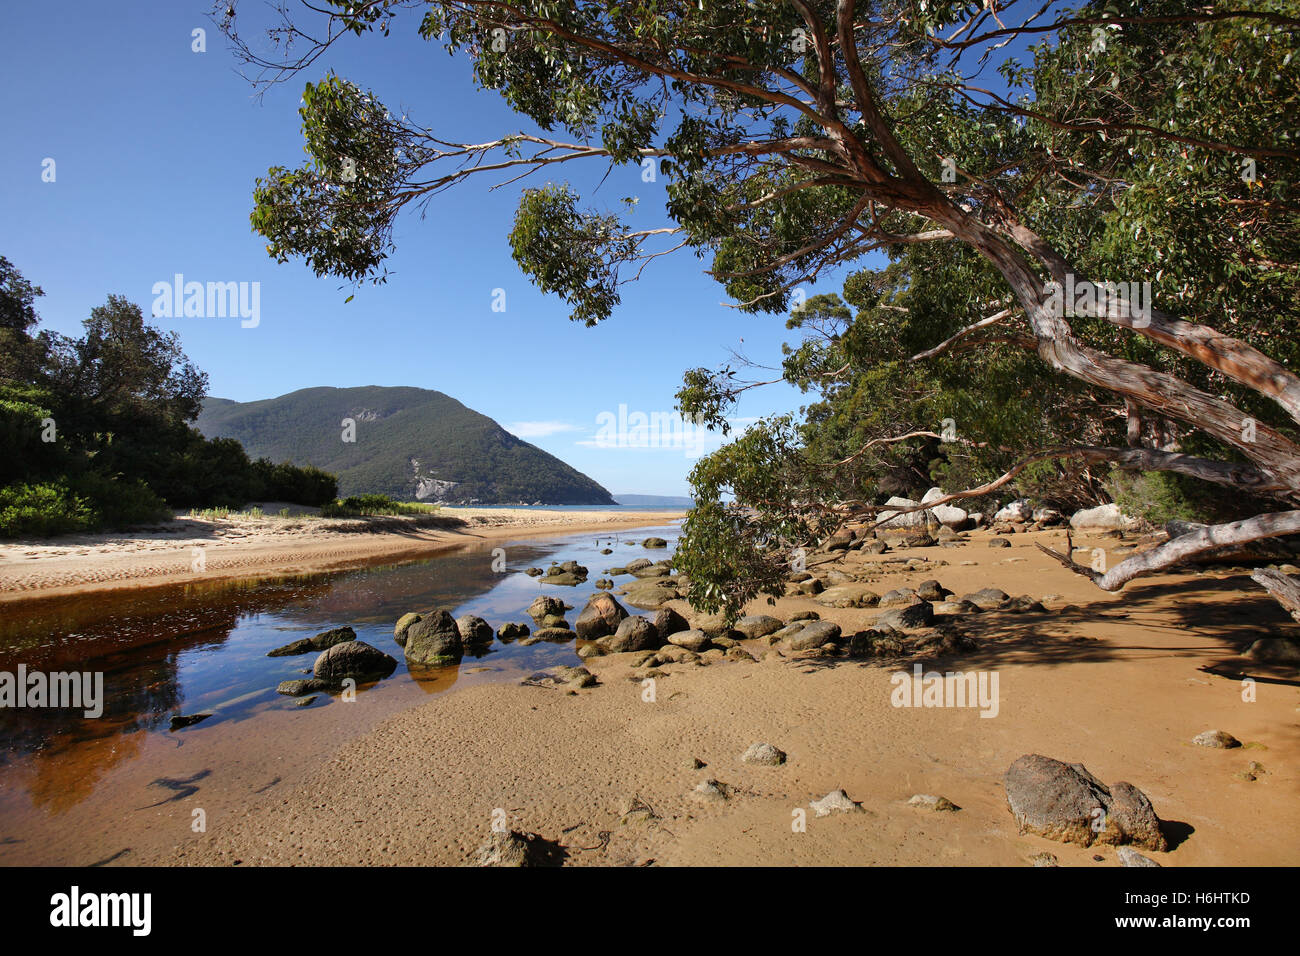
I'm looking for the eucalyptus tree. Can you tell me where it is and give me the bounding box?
[216,0,1300,616]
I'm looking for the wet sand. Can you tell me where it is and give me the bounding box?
[6,526,1293,867]
[0,507,683,605]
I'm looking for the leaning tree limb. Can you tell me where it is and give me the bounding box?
[1251,569,1300,625]
[1036,510,1300,591]
[216,0,1300,613]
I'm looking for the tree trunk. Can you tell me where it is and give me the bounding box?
[1125,399,1142,448]
[1251,569,1300,625]
[938,210,1300,501]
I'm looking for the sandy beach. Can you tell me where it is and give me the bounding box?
[0,507,683,605]
[3,523,1293,867]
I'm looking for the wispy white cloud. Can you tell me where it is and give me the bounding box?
[505,421,584,438]
[572,414,755,456]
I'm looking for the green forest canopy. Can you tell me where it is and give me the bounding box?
[0,258,337,537]
[216,0,1298,617]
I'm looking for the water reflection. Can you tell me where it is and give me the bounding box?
[0,524,679,812]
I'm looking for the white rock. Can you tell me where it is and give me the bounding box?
[1117,846,1161,867]
[741,742,787,766]
[877,497,938,530]
[994,499,1033,523]
[922,488,969,529]
[692,779,730,803]
[1069,503,1138,532]
[810,789,864,817]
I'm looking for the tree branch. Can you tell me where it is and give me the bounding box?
[1251,569,1300,625]
[1038,510,1300,591]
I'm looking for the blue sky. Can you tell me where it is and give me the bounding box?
[5,2,1018,499]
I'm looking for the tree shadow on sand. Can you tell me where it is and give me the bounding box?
[825,572,1299,686]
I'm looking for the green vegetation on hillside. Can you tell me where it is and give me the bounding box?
[196,386,616,505]
[0,258,338,537]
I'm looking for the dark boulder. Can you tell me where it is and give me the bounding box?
[268,626,357,657]
[652,607,690,638]
[574,592,629,640]
[456,615,494,646]
[496,622,530,642]
[876,601,934,630]
[597,615,660,653]
[313,640,398,683]
[404,610,463,666]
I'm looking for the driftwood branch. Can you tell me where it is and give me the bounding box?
[1037,511,1300,591]
[1251,569,1300,625]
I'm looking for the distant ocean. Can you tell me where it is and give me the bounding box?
[457,503,689,511]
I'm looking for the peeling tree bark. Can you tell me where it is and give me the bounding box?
[1125,399,1142,449]
[1251,569,1300,625]
[937,212,1300,501]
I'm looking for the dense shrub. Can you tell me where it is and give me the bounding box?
[0,475,172,537]
[144,433,339,512]
[0,264,342,538]
[1108,469,1264,528]
[0,386,67,486]
[320,494,437,517]
[70,472,172,528]
[0,481,97,537]
[249,458,337,507]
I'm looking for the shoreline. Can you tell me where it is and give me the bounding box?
[90,529,1300,865]
[0,526,1295,866]
[0,507,685,606]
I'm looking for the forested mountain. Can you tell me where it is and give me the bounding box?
[197,386,615,505]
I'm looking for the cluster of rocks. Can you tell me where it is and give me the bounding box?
[755,612,979,662]
[813,489,1153,554]
[524,539,671,589]
[394,608,536,666]
[521,576,1022,668]
[565,592,758,666]
[269,625,399,699]
[560,589,999,667]
[600,556,690,610]
[758,578,1048,660]
[523,543,692,612]
[790,551,951,594]
[524,560,589,586]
